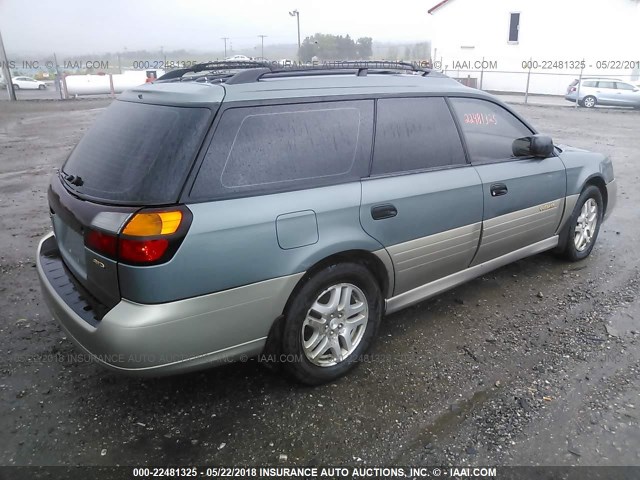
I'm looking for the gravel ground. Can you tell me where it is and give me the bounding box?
[0,99,638,467]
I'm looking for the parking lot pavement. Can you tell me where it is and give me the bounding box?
[493,93,575,107]
[0,87,112,101]
[0,101,639,467]
[0,87,62,101]
[491,92,636,110]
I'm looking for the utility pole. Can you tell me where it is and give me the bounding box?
[221,37,229,58]
[289,10,301,60]
[0,28,16,101]
[53,52,64,100]
[258,35,267,59]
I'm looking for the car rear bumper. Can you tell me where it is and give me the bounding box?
[37,233,303,376]
[564,93,583,103]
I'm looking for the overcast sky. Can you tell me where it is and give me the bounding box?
[0,0,435,55]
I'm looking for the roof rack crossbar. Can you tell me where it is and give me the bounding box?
[156,61,270,82]
[224,67,272,85]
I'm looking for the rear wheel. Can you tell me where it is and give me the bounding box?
[12,84,19,90]
[281,263,382,385]
[559,185,603,261]
[582,95,597,108]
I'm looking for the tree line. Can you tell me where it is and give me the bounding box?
[299,34,373,62]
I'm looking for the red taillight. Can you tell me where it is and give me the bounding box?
[570,86,576,92]
[86,229,118,257]
[84,207,191,265]
[119,238,169,263]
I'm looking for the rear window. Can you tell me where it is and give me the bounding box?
[190,100,373,200]
[62,101,211,204]
[615,82,634,90]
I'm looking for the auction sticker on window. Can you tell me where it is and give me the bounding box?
[463,113,498,126]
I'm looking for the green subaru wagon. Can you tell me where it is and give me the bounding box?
[37,62,616,384]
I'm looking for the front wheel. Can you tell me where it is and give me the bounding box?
[281,263,382,385]
[559,185,603,261]
[38,84,46,90]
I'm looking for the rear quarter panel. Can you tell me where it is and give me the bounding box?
[118,183,384,304]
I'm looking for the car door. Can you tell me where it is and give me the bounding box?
[595,81,618,105]
[360,97,483,296]
[448,97,567,266]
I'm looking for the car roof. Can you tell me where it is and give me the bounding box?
[120,72,482,106]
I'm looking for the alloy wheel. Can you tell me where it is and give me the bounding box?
[301,283,369,367]
[574,198,598,252]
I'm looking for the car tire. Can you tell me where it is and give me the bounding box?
[559,185,603,262]
[582,96,597,108]
[38,84,46,90]
[12,84,19,90]
[281,262,382,385]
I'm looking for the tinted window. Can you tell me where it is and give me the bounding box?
[508,13,520,42]
[598,81,616,89]
[450,98,532,163]
[62,101,211,204]
[372,97,465,175]
[190,101,373,199]
[615,82,634,90]
[582,80,597,87]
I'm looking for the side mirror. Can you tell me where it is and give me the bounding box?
[512,134,554,158]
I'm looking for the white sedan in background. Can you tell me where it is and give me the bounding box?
[224,55,253,61]
[12,76,47,90]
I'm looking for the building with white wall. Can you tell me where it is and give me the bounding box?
[427,0,640,94]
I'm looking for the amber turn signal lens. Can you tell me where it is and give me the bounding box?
[122,211,183,236]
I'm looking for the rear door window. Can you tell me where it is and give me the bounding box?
[371,97,466,175]
[62,101,211,204]
[449,97,533,163]
[597,81,616,89]
[190,100,373,199]
[582,81,597,87]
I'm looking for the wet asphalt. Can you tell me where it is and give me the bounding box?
[0,99,638,467]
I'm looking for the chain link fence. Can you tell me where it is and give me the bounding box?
[437,60,640,105]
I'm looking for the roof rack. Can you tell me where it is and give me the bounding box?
[157,61,271,81]
[156,60,437,84]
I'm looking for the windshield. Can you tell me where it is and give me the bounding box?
[62,100,211,204]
